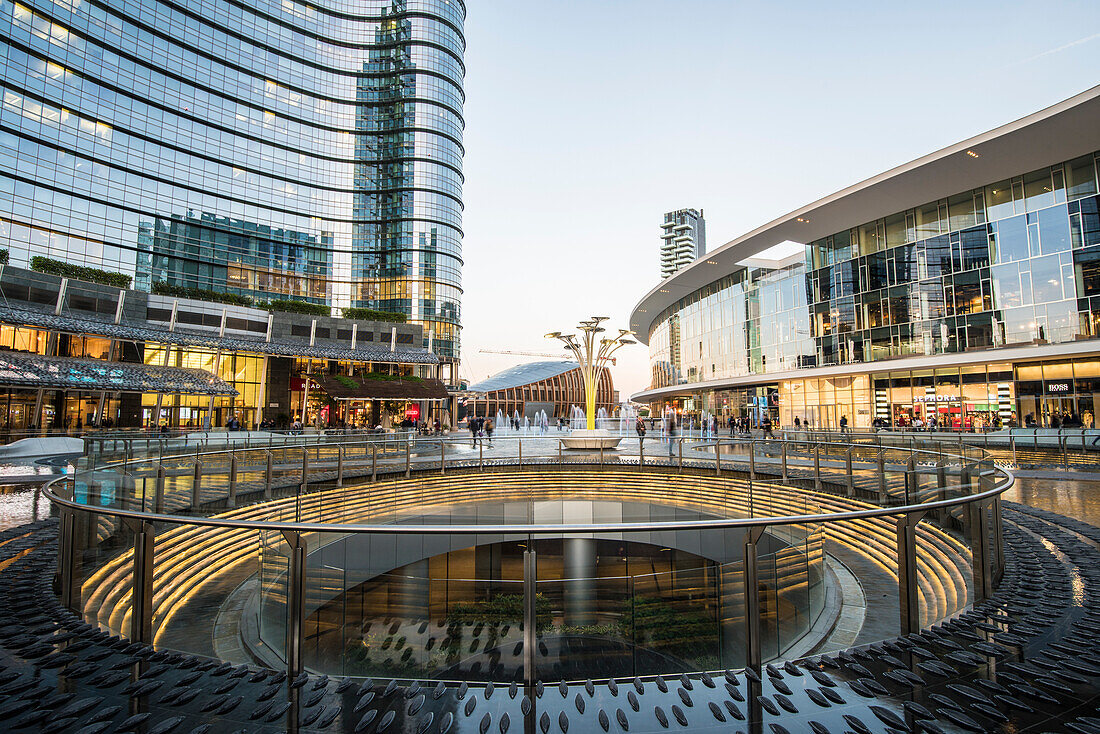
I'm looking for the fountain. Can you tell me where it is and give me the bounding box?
[546,317,635,450]
[495,409,506,431]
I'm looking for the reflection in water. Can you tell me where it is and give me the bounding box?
[0,484,51,531]
[1002,476,1100,528]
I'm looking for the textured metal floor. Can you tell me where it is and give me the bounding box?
[0,501,1098,732]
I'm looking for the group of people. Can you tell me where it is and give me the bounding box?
[1030,412,1087,429]
[467,415,494,445]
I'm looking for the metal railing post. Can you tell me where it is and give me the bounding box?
[264,452,273,499]
[992,496,1005,583]
[439,441,445,476]
[405,438,411,478]
[372,444,378,482]
[845,447,854,497]
[877,449,887,502]
[282,530,306,679]
[519,439,523,468]
[337,446,345,486]
[57,507,79,611]
[479,441,484,471]
[227,452,238,508]
[813,443,822,491]
[678,437,683,471]
[523,544,536,688]
[969,501,992,601]
[301,447,310,495]
[129,519,155,644]
[749,441,756,487]
[781,441,788,482]
[1010,432,1016,466]
[743,527,765,672]
[192,459,203,508]
[154,464,166,514]
[1062,434,1069,470]
[715,440,721,475]
[638,436,644,467]
[905,453,916,505]
[599,442,604,467]
[896,512,924,635]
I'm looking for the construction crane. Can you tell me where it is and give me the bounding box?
[478,348,616,365]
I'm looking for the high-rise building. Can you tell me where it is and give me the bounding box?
[0,0,464,366]
[659,208,706,278]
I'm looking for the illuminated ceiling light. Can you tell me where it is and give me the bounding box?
[965,150,980,158]
[795,217,810,223]
[706,260,718,265]
[659,289,669,293]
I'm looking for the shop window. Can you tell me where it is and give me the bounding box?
[1024,169,1057,212]
[986,180,1016,222]
[1066,156,1099,200]
[915,200,947,240]
[1038,205,1071,255]
[924,235,952,277]
[959,227,990,270]
[885,212,907,249]
[1070,196,1100,250]
[1030,255,1065,304]
[992,263,1023,308]
[963,316,991,348]
[950,191,984,230]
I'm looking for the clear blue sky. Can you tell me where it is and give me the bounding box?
[458,0,1100,398]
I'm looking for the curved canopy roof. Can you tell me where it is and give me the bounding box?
[468,361,579,394]
[0,351,236,395]
[629,85,1100,344]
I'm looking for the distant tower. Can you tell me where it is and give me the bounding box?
[660,209,706,279]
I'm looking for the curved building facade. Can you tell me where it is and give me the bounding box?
[631,87,1100,430]
[465,361,617,422]
[0,0,463,362]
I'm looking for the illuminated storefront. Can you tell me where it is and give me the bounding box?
[0,265,445,431]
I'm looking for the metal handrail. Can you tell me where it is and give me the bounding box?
[45,434,1011,680]
[45,436,1012,535]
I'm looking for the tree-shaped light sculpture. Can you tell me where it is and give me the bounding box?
[546,317,635,431]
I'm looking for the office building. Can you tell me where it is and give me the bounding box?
[0,0,464,369]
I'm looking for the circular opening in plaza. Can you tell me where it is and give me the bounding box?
[49,429,1009,689]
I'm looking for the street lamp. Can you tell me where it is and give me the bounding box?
[546,316,635,432]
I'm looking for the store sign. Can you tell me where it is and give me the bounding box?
[405,405,420,421]
[1047,382,1071,393]
[914,395,958,403]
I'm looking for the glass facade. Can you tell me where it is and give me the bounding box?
[647,150,1100,428]
[0,0,464,359]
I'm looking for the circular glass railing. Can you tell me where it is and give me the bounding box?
[44,433,1012,684]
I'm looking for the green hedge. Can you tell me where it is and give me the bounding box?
[151,281,254,306]
[0,249,8,265]
[360,371,422,383]
[263,299,330,316]
[31,256,131,288]
[342,307,406,323]
[333,375,359,389]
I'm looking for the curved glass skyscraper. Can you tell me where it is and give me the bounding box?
[0,0,464,360]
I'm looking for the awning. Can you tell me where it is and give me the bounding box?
[0,351,238,395]
[314,374,450,401]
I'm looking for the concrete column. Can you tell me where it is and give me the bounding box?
[563,538,598,627]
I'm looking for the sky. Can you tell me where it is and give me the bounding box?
[457,0,1100,399]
